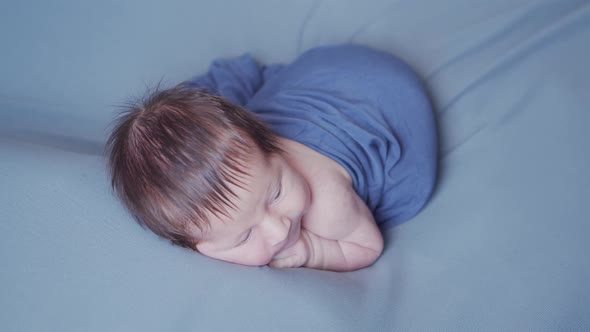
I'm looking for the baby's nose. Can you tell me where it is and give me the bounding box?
[266,216,291,248]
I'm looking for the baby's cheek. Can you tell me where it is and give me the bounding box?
[298,175,312,213]
[239,245,274,266]
[245,252,273,266]
[198,245,272,267]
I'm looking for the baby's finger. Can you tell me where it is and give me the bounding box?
[269,255,300,269]
[268,258,291,268]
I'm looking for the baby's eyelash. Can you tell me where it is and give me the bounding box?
[238,229,252,246]
[274,182,282,200]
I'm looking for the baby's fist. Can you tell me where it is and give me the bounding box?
[269,231,311,269]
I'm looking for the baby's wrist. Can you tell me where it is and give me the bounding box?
[300,229,319,268]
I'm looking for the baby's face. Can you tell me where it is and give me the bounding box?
[194,148,311,266]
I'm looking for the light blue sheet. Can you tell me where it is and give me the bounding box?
[2,0,590,331]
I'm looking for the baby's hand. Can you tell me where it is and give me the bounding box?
[268,230,312,269]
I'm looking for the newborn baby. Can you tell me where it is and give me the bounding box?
[106,45,437,272]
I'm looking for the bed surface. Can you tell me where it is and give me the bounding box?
[2,0,589,330]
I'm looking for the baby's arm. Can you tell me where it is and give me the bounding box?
[270,211,382,272]
[270,182,384,272]
[304,217,383,272]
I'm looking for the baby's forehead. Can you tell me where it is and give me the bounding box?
[230,147,274,181]
[188,145,278,229]
[226,156,272,203]
[209,152,277,221]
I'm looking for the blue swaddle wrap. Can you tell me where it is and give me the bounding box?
[189,45,437,228]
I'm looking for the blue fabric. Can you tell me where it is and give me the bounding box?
[189,45,437,228]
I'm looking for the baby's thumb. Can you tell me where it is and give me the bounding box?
[269,254,300,269]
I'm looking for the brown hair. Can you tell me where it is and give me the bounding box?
[105,83,281,249]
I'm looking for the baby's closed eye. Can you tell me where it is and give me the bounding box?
[236,229,253,247]
[273,181,282,201]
